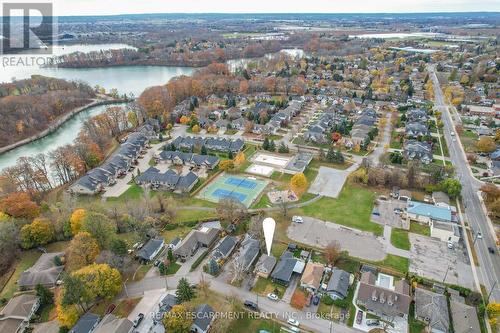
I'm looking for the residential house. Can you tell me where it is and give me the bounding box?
[255,254,277,278]
[405,122,430,138]
[0,294,40,333]
[159,294,178,313]
[234,235,260,272]
[407,201,453,224]
[211,236,238,261]
[300,262,325,292]
[173,227,219,261]
[136,238,164,262]
[407,109,429,123]
[450,295,480,333]
[271,251,305,286]
[356,272,411,319]
[171,136,244,153]
[404,140,433,164]
[18,252,64,290]
[136,167,198,193]
[191,304,215,333]
[326,268,351,300]
[69,313,100,333]
[93,314,133,333]
[168,237,181,250]
[414,288,450,333]
[158,151,219,170]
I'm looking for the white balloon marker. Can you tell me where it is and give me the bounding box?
[262,217,276,256]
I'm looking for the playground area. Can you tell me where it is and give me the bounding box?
[197,173,269,207]
[267,190,298,204]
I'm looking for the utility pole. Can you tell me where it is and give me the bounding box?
[442,265,451,283]
[487,281,497,303]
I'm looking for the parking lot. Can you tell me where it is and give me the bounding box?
[308,166,357,198]
[409,234,475,289]
[287,216,387,261]
[372,199,408,229]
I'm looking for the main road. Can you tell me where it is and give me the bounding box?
[428,65,500,302]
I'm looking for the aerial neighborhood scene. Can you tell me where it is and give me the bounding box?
[0,1,499,333]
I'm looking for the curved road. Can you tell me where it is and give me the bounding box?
[429,65,500,302]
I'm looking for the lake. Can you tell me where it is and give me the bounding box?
[0,43,194,171]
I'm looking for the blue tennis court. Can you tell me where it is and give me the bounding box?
[197,173,269,207]
[212,188,247,203]
[225,177,257,189]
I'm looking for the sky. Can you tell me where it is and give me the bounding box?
[53,0,500,16]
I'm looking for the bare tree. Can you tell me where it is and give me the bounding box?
[324,241,342,266]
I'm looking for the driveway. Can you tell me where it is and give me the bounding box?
[128,290,166,333]
[409,234,475,289]
[372,199,408,229]
[308,165,358,198]
[287,217,386,261]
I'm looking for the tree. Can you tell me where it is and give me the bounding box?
[268,139,276,152]
[476,137,496,153]
[66,232,100,272]
[163,304,193,333]
[109,238,128,256]
[176,278,195,303]
[81,211,117,249]
[278,142,289,153]
[234,151,246,166]
[72,263,122,301]
[216,198,248,224]
[219,160,235,172]
[481,183,500,203]
[331,132,342,142]
[0,192,40,219]
[167,248,175,263]
[324,241,341,266]
[56,300,80,329]
[20,218,55,249]
[200,145,207,155]
[291,289,307,309]
[290,173,308,197]
[70,208,86,235]
[36,284,54,307]
[262,137,270,150]
[439,178,462,199]
[191,124,200,133]
[0,222,18,275]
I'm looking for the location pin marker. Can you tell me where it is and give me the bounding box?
[262,217,276,256]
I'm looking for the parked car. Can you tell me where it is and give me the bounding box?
[267,293,279,301]
[244,300,259,311]
[488,247,496,254]
[133,313,144,328]
[447,240,454,249]
[477,231,483,239]
[287,318,300,327]
[394,208,402,214]
[288,326,300,333]
[356,311,363,325]
[312,295,320,306]
[154,260,161,267]
[366,319,379,326]
[292,216,303,223]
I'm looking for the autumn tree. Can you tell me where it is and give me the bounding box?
[324,241,341,266]
[81,211,117,249]
[291,289,307,309]
[234,151,246,166]
[290,173,308,197]
[163,304,193,333]
[72,263,122,302]
[216,198,248,224]
[481,183,500,203]
[56,297,80,329]
[476,137,496,153]
[66,232,100,272]
[70,208,86,235]
[0,192,40,219]
[219,160,235,172]
[20,218,55,249]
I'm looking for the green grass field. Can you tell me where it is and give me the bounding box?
[410,222,431,237]
[391,229,411,250]
[298,184,383,236]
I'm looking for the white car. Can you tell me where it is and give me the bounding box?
[451,132,455,136]
[287,318,300,327]
[292,216,303,223]
[477,231,483,239]
[267,293,279,301]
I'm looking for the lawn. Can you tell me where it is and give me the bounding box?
[376,254,410,274]
[298,184,383,236]
[164,262,181,275]
[115,297,142,317]
[410,222,431,237]
[459,130,479,153]
[391,229,410,250]
[132,264,151,281]
[252,277,286,298]
[175,209,217,223]
[271,241,288,258]
[229,315,281,333]
[251,193,272,209]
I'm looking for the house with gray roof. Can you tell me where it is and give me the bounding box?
[405,122,430,138]
[0,294,40,333]
[326,268,351,300]
[404,140,433,164]
[407,108,429,123]
[137,238,164,262]
[234,234,260,272]
[159,294,178,313]
[450,295,480,333]
[136,167,198,193]
[18,252,64,290]
[211,236,238,261]
[191,304,215,333]
[174,227,220,262]
[69,313,100,333]
[93,314,133,333]
[271,251,304,286]
[255,254,277,278]
[414,288,450,333]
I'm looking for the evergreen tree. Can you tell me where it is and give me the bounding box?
[278,142,289,153]
[268,140,276,152]
[176,278,195,303]
[318,147,326,161]
[326,147,336,163]
[228,150,234,159]
[208,259,219,275]
[335,150,344,163]
[262,137,270,150]
[167,249,174,263]
[201,145,207,155]
[36,284,54,307]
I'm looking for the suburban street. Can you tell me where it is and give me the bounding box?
[121,269,360,333]
[429,65,500,302]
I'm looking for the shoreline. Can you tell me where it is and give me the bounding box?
[0,98,129,155]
